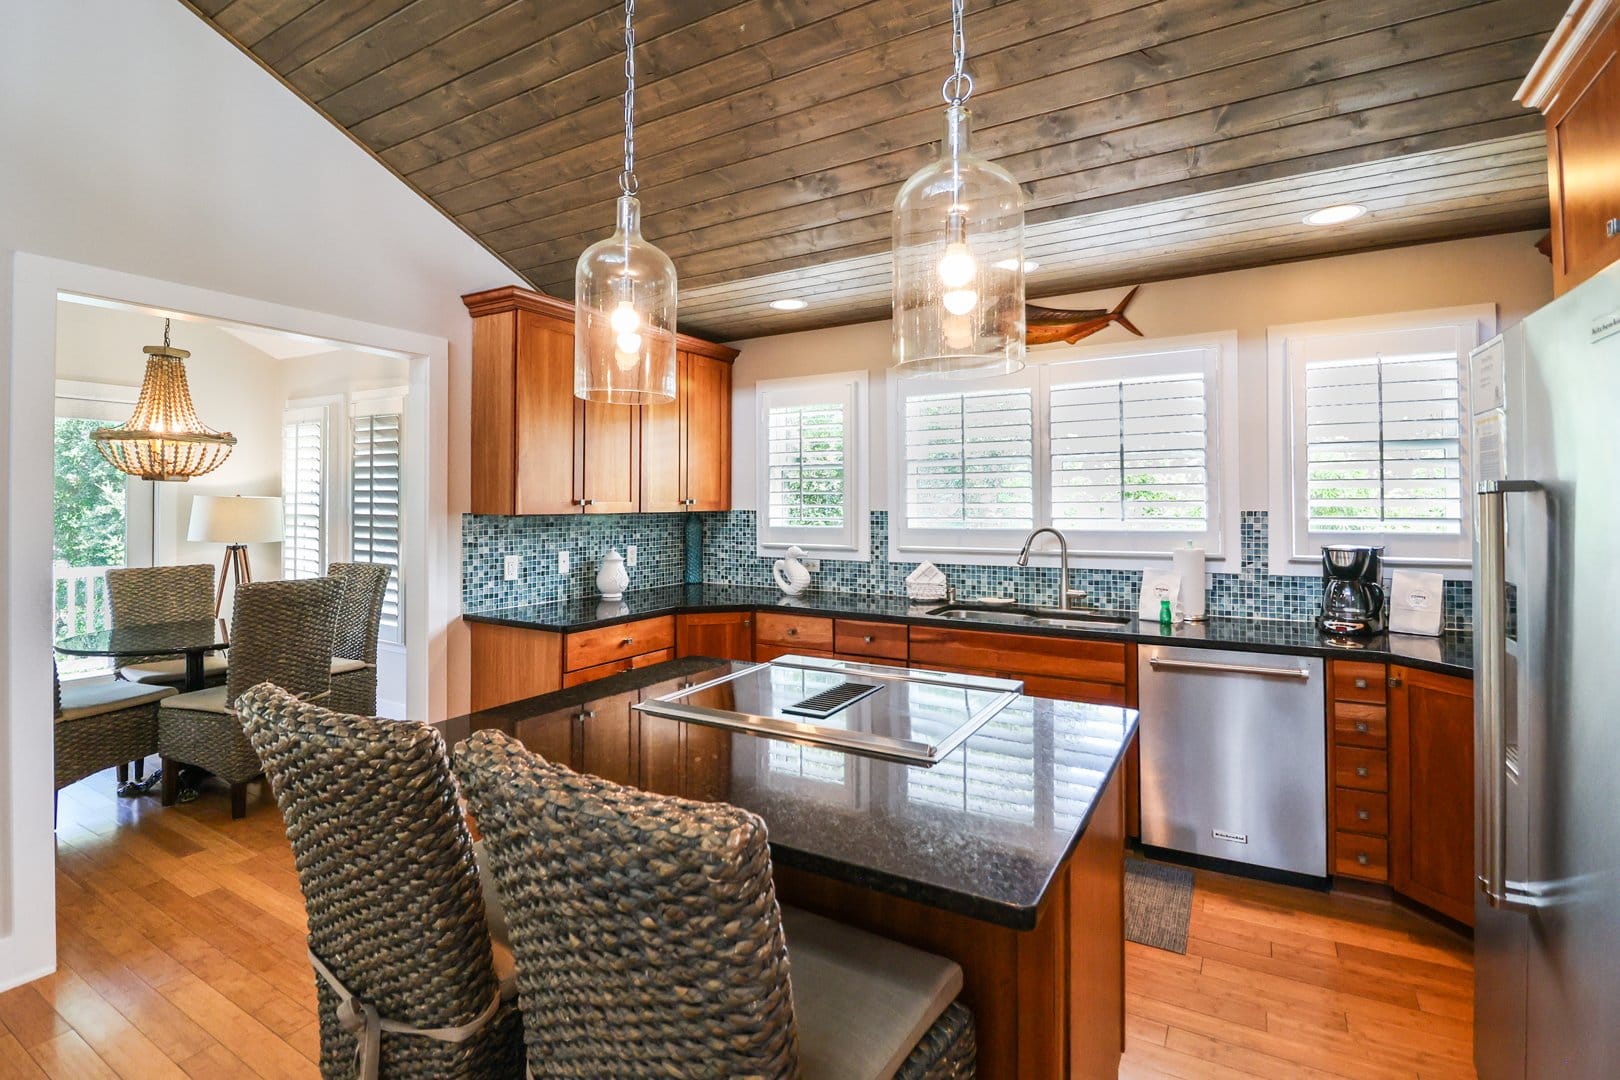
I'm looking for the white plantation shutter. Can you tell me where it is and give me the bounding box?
[351,410,403,645]
[1050,371,1208,532]
[282,409,325,579]
[756,374,866,555]
[902,387,1035,531]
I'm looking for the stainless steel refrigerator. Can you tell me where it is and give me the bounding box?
[1470,260,1620,1079]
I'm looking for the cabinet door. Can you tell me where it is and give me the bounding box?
[683,352,732,512]
[1548,26,1620,294]
[676,611,753,661]
[1390,666,1476,925]
[578,397,640,513]
[513,312,580,515]
[639,353,686,512]
[577,691,638,787]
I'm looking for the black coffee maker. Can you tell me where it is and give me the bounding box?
[1317,545,1385,636]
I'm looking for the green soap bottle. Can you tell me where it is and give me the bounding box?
[1158,598,1173,628]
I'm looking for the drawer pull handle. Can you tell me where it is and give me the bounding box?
[863,635,875,644]
[621,637,634,646]
[1388,675,1402,688]
[1357,809,1370,821]
[1355,721,1369,733]
[1354,677,1368,689]
[1608,218,1620,239]
[787,628,798,636]
[1356,766,1370,778]
[1357,852,1370,866]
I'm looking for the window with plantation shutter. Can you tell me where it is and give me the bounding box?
[1273,309,1487,568]
[755,373,868,557]
[282,408,326,580]
[351,409,403,645]
[903,386,1035,531]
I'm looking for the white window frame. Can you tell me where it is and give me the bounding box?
[755,371,870,560]
[1267,306,1493,575]
[350,389,406,646]
[887,332,1239,567]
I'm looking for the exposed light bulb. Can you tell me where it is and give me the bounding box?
[609,300,641,335]
[938,241,977,289]
[942,288,978,316]
[944,313,974,350]
[615,331,643,356]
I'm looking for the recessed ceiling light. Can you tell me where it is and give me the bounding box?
[994,259,1040,272]
[769,299,808,311]
[1303,204,1368,226]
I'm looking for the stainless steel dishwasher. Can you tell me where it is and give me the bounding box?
[1137,645,1327,878]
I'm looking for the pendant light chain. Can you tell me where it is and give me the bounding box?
[942,0,972,106]
[163,318,172,349]
[619,0,639,196]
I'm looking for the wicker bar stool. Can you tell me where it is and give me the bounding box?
[159,576,341,818]
[106,564,227,687]
[327,562,392,715]
[454,728,977,1080]
[52,662,175,818]
[236,684,524,1080]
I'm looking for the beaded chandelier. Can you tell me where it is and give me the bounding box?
[91,319,236,481]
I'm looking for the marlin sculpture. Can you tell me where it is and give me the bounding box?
[1025,285,1142,346]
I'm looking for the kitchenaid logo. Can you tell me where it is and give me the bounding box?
[1212,829,1248,845]
[1594,309,1620,344]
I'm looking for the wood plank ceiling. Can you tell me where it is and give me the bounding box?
[183,0,1563,342]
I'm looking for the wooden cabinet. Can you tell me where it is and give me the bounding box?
[1328,660,1392,884]
[1390,665,1476,926]
[675,611,754,661]
[908,626,1131,706]
[754,612,836,652]
[641,350,733,512]
[1522,0,1620,294]
[464,286,735,515]
[832,619,909,662]
[468,622,562,711]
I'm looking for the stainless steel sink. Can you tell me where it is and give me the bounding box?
[926,604,1132,629]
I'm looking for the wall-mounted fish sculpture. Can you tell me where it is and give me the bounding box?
[1025,286,1142,346]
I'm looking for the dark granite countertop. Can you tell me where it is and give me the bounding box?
[463,583,1474,678]
[440,657,1138,931]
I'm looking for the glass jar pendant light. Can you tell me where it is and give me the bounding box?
[575,0,677,405]
[892,0,1025,378]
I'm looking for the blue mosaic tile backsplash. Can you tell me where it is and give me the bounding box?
[464,509,1473,630]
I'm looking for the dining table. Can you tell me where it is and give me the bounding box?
[55,618,229,694]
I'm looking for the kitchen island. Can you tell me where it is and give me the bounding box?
[439,655,1139,1080]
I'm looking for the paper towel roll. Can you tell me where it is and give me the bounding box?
[1172,545,1206,621]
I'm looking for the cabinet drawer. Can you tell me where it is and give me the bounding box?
[834,619,909,661]
[562,657,632,687]
[1335,832,1389,882]
[754,612,834,651]
[1333,702,1388,749]
[754,644,839,664]
[564,616,675,672]
[1335,747,1388,792]
[1333,661,1387,704]
[1335,788,1389,836]
[909,626,1128,685]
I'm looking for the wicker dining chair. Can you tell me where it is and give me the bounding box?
[236,683,524,1080]
[454,728,977,1080]
[159,576,341,818]
[327,562,392,715]
[105,564,227,687]
[52,662,174,816]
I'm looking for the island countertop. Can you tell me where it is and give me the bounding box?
[439,656,1138,931]
[462,582,1474,678]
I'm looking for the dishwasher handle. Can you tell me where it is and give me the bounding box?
[1146,656,1313,680]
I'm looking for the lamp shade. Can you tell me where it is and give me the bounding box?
[187,495,284,544]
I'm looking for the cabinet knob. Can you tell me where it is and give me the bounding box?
[1356,766,1370,778]
[742,619,751,626]
[575,709,594,722]
[1388,675,1402,688]
[1357,852,1370,866]
[1357,808,1370,821]
[1354,677,1368,689]
[863,635,875,644]
[621,637,634,646]
[1355,721,1369,733]
[1608,218,1620,239]
[787,627,798,636]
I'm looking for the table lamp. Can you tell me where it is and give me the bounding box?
[187,495,284,616]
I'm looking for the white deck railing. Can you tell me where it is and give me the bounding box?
[53,561,116,638]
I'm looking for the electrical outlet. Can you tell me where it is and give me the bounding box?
[804,558,821,572]
[503,555,521,582]
[557,550,570,575]
[626,545,638,568]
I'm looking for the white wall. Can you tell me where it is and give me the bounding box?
[728,232,1555,533]
[0,0,519,989]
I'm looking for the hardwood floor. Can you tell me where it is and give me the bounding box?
[7,766,1475,1078]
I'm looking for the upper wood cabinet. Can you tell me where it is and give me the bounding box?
[1521,0,1620,295]
[1389,665,1476,926]
[464,286,736,515]
[640,350,733,512]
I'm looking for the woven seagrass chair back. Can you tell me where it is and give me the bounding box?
[226,577,341,706]
[454,727,800,1077]
[238,683,521,1078]
[106,564,216,665]
[327,562,392,664]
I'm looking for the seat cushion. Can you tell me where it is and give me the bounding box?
[58,679,178,723]
[159,685,230,715]
[330,657,369,675]
[119,654,228,685]
[781,905,964,1080]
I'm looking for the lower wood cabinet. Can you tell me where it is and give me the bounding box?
[675,611,754,661]
[1390,665,1476,926]
[468,622,562,712]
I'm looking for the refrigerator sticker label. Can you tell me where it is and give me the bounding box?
[1594,308,1620,344]
[1470,336,1506,413]
[1212,829,1248,845]
[1474,410,1507,484]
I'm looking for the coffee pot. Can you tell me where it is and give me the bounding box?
[1317,545,1385,637]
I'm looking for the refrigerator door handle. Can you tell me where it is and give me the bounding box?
[1476,479,1540,914]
